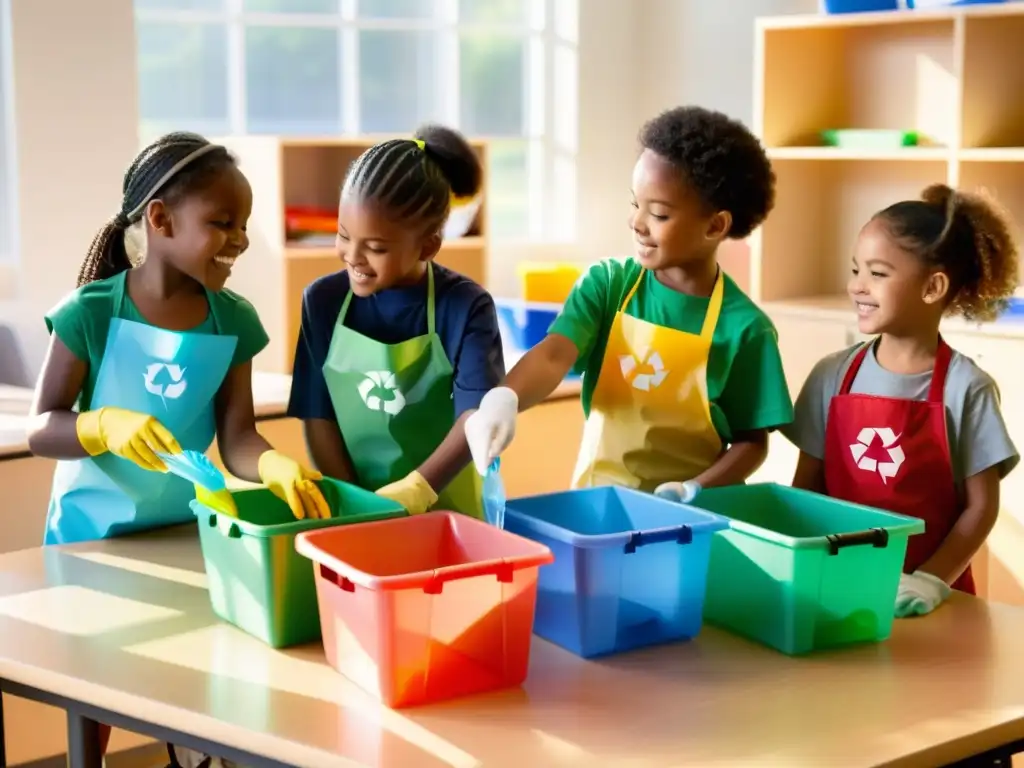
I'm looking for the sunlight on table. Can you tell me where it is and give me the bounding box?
[71,551,209,589]
[125,624,481,768]
[0,584,182,635]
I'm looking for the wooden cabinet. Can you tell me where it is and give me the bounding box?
[940,332,1024,605]
[501,395,586,498]
[768,308,851,398]
[210,395,586,500]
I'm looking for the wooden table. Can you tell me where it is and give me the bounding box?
[0,529,1023,768]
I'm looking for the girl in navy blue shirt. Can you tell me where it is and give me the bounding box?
[287,125,503,518]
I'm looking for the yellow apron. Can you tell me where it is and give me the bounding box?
[572,268,725,492]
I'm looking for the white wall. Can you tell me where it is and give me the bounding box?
[0,0,138,385]
[636,0,819,123]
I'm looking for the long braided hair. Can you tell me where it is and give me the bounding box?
[77,132,237,288]
[341,123,483,236]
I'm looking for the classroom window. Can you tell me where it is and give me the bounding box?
[133,0,578,241]
[0,0,14,265]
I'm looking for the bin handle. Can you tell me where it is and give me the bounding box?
[624,526,693,554]
[320,564,355,592]
[423,560,514,594]
[826,528,889,556]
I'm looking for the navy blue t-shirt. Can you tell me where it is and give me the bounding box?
[287,264,505,422]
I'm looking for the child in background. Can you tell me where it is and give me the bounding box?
[28,132,327,768]
[784,184,1020,618]
[287,124,503,519]
[466,106,793,498]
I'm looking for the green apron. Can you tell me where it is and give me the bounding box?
[322,263,484,519]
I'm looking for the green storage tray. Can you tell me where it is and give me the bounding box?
[820,129,919,149]
[192,478,406,648]
[691,483,924,656]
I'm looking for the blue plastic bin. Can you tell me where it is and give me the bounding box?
[907,0,1002,6]
[822,0,897,12]
[504,487,730,658]
[494,298,561,350]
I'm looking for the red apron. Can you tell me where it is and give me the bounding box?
[823,338,974,594]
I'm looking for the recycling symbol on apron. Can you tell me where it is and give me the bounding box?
[849,426,905,485]
[143,362,188,405]
[358,370,407,416]
[618,349,669,392]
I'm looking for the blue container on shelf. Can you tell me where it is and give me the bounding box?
[906,0,1003,6]
[821,0,897,12]
[998,296,1024,322]
[494,298,561,351]
[503,486,730,658]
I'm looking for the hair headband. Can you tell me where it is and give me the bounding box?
[125,142,222,219]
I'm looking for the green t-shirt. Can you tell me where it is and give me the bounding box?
[549,256,794,443]
[44,271,270,410]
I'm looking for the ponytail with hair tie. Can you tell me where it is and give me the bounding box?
[342,124,483,237]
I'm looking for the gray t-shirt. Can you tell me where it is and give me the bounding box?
[783,342,1019,489]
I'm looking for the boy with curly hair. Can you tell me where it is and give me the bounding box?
[466,106,793,499]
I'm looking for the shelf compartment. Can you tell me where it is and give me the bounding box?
[282,142,488,242]
[768,147,949,161]
[759,20,957,148]
[759,158,950,303]
[961,14,1024,148]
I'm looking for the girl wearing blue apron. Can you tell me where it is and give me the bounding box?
[27,132,327,768]
[287,125,504,519]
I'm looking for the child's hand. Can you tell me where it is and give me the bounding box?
[376,471,437,516]
[76,406,181,472]
[257,450,330,520]
[894,571,951,618]
[654,480,702,504]
[465,387,519,474]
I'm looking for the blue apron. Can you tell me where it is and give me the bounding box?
[44,275,238,545]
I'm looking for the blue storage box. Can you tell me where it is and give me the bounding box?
[494,298,561,351]
[504,487,729,658]
[907,0,1002,6]
[822,0,897,13]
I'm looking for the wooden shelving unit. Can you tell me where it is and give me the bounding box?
[215,136,489,374]
[747,3,1024,390]
[749,3,1024,605]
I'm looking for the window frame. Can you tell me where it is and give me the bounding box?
[0,0,16,265]
[133,0,577,242]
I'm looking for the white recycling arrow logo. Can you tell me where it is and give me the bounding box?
[849,426,904,485]
[143,362,187,405]
[357,371,406,416]
[618,349,669,392]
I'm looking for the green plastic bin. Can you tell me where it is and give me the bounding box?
[691,483,924,656]
[191,479,406,648]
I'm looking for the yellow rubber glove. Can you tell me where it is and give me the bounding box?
[258,450,330,520]
[375,471,438,516]
[195,486,239,518]
[76,406,181,473]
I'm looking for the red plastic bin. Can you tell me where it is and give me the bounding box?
[295,512,554,708]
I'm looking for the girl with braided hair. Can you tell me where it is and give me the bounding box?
[30,131,329,536]
[287,123,503,518]
[785,183,1020,619]
[30,131,329,767]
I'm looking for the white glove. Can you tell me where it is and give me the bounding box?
[465,387,519,475]
[654,480,703,504]
[894,571,951,618]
